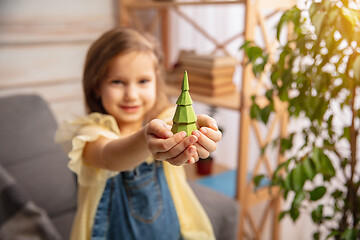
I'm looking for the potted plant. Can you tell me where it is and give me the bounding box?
[241,0,360,239]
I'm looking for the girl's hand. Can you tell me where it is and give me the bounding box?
[145,119,199,166]
[192,114,222,159]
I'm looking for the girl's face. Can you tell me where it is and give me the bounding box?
[98,51,157,130]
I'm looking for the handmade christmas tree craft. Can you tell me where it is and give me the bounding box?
[171,71,197,136]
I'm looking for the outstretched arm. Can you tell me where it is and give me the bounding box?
[82,119,200,171]
[82,127,152,171]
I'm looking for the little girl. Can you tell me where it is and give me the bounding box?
[56,28,222,240]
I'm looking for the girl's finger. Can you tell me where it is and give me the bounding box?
[149,131,187,154]
[196,114,218,131]
[167,145,197,166]
[186,147,199,164]
[193,142,210,159]
[153,135,198,160]
[198,127,222,143]
[195,129,218,153]
[147,119,173,138]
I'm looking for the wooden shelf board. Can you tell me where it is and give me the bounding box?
[184,161,230,181]
[185,162,276,206]
[125,0,294,10]
[126,0,246,9]
[165,83,241,111]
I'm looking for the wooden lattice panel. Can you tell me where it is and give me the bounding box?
[118,1,295,239]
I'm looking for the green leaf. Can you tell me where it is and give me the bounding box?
[312,147,322,171]
[239,40,251,50]
[247,46,263,63]
[273,158,291,178]
[276,7,301,41]
[302,157,316,180]
[260,105,272,124]
[311,11,326,38]
[323,159,335,180]
[277,9,291,41]
[341,7,359,27]
[291,165,305,192]
[331,189,343,199]
[311,204,324,224]
[265,89,273,101]
[278,86,289,101]
[326,6,340,27]
[253,61,266,77]
[341,158,349,169]
[311,147,335,180]
[309,186,326,201]
[250,103,261,120]
[253,174,265,188]
[327,114,334,139]
[341,228,358,240]
[337,9,355,41]
[283,189,289,200]
[289,206,300,222]
[278,210,287,220]
[284,171,292,190]
[293,190,305,207]
[326,230,341,239]
[341,126,351,142]
[280,136,293,154]
[309,3,318,19]
[313,231,320,240]
[270,71,279,85]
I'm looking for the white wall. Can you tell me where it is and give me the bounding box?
[0,0,115,123]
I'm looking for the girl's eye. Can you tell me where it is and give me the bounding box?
[139,79,150,85]
[111,80,124,85]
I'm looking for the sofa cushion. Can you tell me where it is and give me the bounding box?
[0,164,62,240]
[0,94,77,238]
[4,148,77,217]
[0,94,60,165]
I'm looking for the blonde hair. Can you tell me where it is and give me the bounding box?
[83,27,169,122]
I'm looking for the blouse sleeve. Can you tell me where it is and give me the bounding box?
[55,113,120,187]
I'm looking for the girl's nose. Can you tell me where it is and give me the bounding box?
[124,84,138,101]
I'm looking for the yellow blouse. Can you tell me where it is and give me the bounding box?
[55,109,215,240]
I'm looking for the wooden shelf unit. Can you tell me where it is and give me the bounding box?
[117,1,294,239]
[183,162,230,181]
[165,83,240,110]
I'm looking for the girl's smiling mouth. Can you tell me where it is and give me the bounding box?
[120,105,140,113]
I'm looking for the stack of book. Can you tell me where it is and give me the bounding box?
[176,51,237,97]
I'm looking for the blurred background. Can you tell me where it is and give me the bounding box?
[0,0,334,239]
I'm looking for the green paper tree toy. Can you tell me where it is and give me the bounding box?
[171,71,197,136]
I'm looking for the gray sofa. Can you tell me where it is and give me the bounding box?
[0,94,238,240]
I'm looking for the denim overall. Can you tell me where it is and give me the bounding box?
[91,161,182,240]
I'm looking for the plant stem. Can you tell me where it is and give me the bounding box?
[349,86,358,227]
